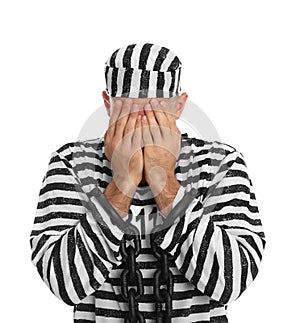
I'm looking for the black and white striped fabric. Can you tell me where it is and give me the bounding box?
[104,43,182,98]
[30,133,266,322]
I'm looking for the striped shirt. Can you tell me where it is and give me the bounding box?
[30,133,266,322]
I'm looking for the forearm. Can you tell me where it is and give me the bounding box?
[104,178,136,218]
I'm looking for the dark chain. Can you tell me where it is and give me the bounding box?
[149,188,199,322]
[150,224,175,323]
[120,223,145,323]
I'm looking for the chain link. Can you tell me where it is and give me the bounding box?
[149,188,199,322]
[150,224,174,323]
[119,219,175,322]
[120,223,145,323]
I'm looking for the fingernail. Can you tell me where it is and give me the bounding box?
[142,115,147,122]
[160,101,167,106]
[144,103,151,110]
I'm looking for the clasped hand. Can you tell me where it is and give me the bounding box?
[104,98,181,196]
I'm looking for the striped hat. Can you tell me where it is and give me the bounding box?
[104,43,182,98]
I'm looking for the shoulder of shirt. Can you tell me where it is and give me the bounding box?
[181,133,243,159]
[51,137,104,163]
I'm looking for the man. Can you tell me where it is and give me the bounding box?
[30,43,266,322]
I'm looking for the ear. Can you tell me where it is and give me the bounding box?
[175,92,188,120]
[102,91,111,117]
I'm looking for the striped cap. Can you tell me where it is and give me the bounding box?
[104,43,182,98]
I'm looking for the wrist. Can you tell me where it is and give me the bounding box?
[151,177,181,217]
[111,176,137,198]
[150,175,180,196]
[104,179,136,218]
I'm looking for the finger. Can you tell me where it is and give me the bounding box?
[107,99,122,138]
[160,100,179,135]
[108,100,123,127]
[115,98,132,139]
[149,99,169,130]
[124,103,139,139]
[162,99,177,117]
[132,115,142,147]
[141,115,153,146]
[144,102,161,139]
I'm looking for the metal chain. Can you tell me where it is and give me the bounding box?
[150,224,175,323]
[149,188,199,322]
[120,223,145,323]
[119,216,175,323]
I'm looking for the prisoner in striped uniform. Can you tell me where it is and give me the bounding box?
[30,43,266,322]
[30,134,266,322]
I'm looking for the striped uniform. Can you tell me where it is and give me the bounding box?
[30,133,266,322]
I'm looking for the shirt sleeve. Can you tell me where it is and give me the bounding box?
[29,150,126,306]
[153,150,266,305]
[172,185,186,208]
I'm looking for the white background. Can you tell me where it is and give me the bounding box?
[1,0,299,322]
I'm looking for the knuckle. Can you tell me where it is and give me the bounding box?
[116,118,124,127]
